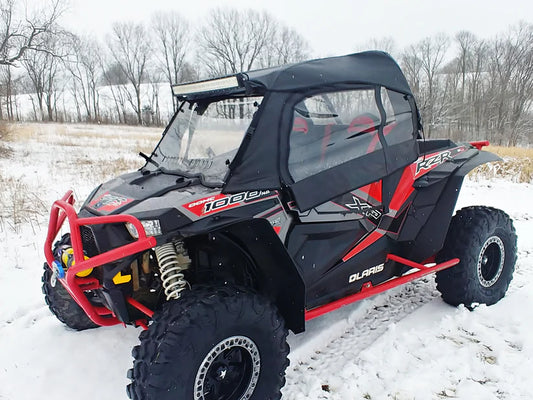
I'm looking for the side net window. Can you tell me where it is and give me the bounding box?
[381,88,414,146]
[289,89,382,182]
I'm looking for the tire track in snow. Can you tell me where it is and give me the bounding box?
[0,302,50,328]
[282,245,533,399]
[283,277,441,399]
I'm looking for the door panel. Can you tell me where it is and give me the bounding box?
[286,87,418,212]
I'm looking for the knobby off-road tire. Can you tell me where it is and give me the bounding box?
[436,206,517,308]
[42,263,99,330]
[127,285,289,400]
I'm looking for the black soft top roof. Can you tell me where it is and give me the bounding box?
[245,51,412,93]
[172,51,413,100]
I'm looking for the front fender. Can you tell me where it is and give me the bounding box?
[217,219,306,333]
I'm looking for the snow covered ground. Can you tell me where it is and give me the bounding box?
[0,123,532,399]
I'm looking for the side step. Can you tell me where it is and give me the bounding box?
[305,254,459,321]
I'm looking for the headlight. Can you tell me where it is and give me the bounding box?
[126,220,162,238]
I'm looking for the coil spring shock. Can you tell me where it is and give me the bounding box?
[154,240,191,300]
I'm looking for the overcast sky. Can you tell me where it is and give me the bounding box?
[63,0,532,57]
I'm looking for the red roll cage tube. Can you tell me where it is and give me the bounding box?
[44,191,157,327]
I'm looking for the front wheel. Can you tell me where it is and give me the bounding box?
[42,263,99,331]
[127,285,289,400]
[436,206,517,308]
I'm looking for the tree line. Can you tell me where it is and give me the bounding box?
[399,24,533,146]
[0,0,531,146]
[0,1,310,126]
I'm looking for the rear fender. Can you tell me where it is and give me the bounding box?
[402,149,501,262]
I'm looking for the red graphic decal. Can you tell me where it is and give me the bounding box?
[183,191,275,217]
[389,146,467,213]
[389,164,416,212]
[184,194,223,217]
[342,229,385,262]
[415,146,467,178]
[358,180,382,203]
[89,192,133,212]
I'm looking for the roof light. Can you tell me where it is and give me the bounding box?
[172,76,240,97]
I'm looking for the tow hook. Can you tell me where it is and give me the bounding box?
[51,261,65,287]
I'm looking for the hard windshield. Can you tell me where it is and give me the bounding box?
[147,96,262,185]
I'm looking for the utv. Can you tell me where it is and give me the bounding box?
[43,51,516,400]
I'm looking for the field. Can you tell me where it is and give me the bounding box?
[470,145,533,184]
[0,123,532,400]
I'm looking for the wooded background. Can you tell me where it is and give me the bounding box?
[0,0,531,146]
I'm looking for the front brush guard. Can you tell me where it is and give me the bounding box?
[44,191,157,326]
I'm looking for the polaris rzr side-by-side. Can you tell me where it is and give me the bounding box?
[43,51,517,400]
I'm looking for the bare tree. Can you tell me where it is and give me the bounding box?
[446,32,488,138]
[401,45,423,99]
[152,11,189,84]
[151,11,190,111]
[402,34,449,137]
[66,35,102,122]
[100,58,129,124]
[468,39,489,138]
[0,0,66,66]
[22,31,66,121]
[455,31,477,102]
[358,37,397,57]
[0,0,66,121]
[0,64,16,119]
[107,22,152,125]
[486,22,533,145]
[261,25,310,67]
[508,26,533,146]
[198,8,276,76]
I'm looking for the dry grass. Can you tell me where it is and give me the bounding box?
[48,155,141,185]
[5,122,161,143]
[486,145,533,158]
[87,157,140,182]
[0,122,14,158]
[0,121,12,141]
[0,143,14,158]
[469,145,533,183]
[6,122,67,141]
[0,174,47,233]
[0,122,154,233]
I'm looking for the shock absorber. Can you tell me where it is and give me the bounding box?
[154,240,191,300]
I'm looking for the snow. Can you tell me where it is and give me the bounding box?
[1,123,532,399]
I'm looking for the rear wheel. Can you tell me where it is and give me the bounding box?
[436,206,517,308]
[127,285,289,400]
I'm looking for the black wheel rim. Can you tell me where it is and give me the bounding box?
[194,336,260,400]
[477,236,505,287]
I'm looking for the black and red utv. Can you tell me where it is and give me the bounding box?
[43,51,516,400]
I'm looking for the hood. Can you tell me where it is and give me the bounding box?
[83,170,219,216]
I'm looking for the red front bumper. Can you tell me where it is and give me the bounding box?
[44,191,157,326]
